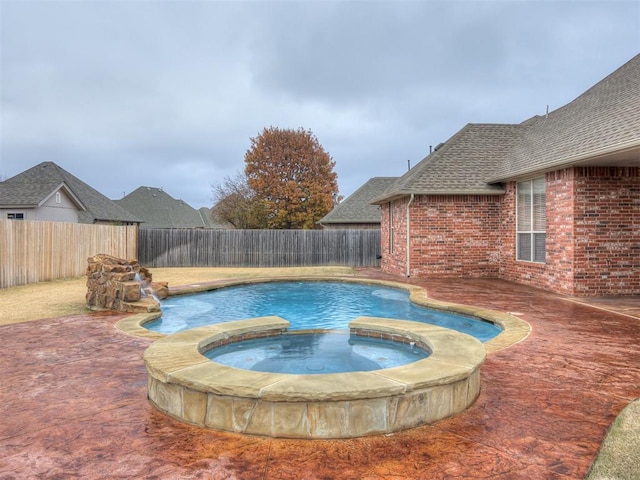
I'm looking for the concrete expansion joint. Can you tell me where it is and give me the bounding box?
[166,361,209,381]
[257,377,293,397]
[368,373,409,392]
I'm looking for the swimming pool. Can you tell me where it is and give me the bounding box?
[145,281,502,341]
[204,331,430,374]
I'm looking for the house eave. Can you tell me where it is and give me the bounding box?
[0,203,38,209]
[371,188,506,205]
[319,220,380,225]
[487,140,640,183]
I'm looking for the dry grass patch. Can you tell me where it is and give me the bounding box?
[0,277,89,326]
[586,399,640,480]
[151,266,357,286]
[0,266,358,326]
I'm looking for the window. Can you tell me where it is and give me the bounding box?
[55,192,61,203]
[7,213,24,220]
[516,178,546,262]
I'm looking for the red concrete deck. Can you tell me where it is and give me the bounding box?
[1,274,639,479]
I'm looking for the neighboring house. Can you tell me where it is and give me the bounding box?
[0,162,141,225]
[318,177,397,229]
[372,54,640,297]
[115,186,228,228]
[198,207,234,229]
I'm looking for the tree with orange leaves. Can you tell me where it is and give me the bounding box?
[244,127,339,229]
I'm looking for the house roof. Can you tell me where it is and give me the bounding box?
[372,124,524,203]
[197,207,232,229]
[373,53,640,204]
[319,177,396,225]
[0,162,141,224]
[115,186,215,228]
[0,180,86,210]
[489,53,640,182]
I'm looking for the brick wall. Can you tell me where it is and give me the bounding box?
[380,166,639,296]
[380,195,501,278]
[380,199,408,276]
[499,171,576,294]
[572,167,640,295]
[500,167,640,295]
[409,195,502,277]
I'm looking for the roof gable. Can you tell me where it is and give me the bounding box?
[41,183,86,210]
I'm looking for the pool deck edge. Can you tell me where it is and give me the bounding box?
[116,275,531,352]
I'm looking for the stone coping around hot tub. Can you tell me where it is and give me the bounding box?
[118,275,530,352]
[144,316,486,437]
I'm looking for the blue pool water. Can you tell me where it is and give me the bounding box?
[146,281,502,342]
[204,332,430,374]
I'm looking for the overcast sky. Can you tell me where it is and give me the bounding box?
[1,1,638,209]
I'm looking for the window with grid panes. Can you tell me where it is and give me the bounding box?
[516,178,546,262]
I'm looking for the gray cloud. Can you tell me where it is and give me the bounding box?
[1,0,638,208]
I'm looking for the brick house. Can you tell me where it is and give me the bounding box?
[372,54,639,296]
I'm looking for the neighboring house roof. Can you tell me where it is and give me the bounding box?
[115,186,213,228]
[197,207,232,229]
[0,162,141,224]
[0,180,85,210]
[319,177,397,225]
[373,53,640,204]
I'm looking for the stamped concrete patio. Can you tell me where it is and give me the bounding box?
[1,271,639,479]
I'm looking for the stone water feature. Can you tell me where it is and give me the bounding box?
[86,254,167,313]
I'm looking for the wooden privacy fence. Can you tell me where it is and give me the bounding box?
[0,220,138,289]
[138,228,381,268]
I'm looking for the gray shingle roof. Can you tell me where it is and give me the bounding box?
[0,162,141,223]
[0,180,84,209]
[373,53,640,204]
[197,207,232,229]
[115,186,212,228]
[319,177,396,225]
[372,124,524,203]
[489,53,640,181]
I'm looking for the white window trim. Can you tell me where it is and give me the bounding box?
[516,178,546,263]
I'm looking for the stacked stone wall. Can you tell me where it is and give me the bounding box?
[86,254,166,313]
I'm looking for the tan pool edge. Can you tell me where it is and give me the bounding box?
[143,316,487,439]
[116,275,531,352]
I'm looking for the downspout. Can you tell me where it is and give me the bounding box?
[406,194,415,277]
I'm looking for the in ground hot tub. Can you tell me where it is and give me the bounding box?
[204,330,430,374]
[143,316,486,439]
